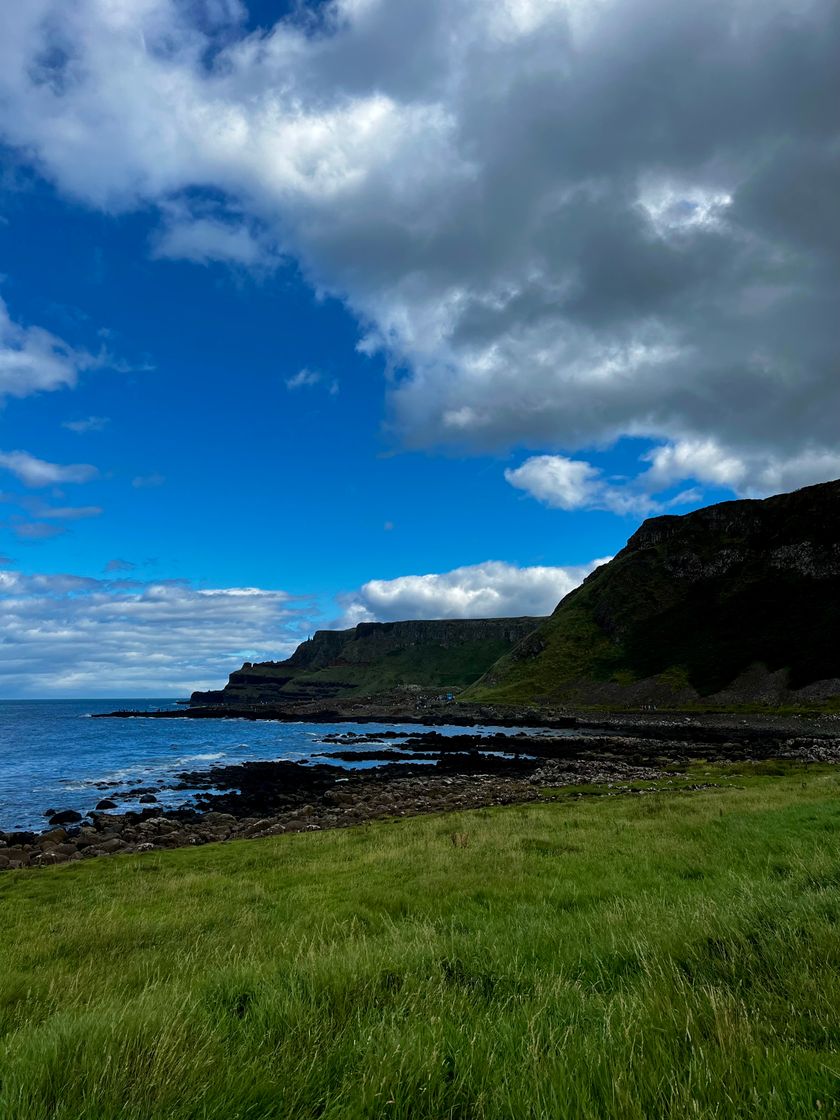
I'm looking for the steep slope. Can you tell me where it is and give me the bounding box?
[468,480,840,709]
[191,617,542,707]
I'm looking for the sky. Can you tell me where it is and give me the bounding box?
[0,0,837,696]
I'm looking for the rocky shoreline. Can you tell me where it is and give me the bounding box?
[4,715,840,872]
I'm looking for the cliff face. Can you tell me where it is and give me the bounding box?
[468,480,840,709]
[191,617,543,707]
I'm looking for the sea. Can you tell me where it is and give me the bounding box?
[0,699,527,833]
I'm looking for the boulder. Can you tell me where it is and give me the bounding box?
[139,794,158,804]
[95,798,118,810]
[5,849,30,867]
[48,810,82,826]
[34,848,67,866]
[202,812,237,827]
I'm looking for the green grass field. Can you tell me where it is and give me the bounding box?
[2,763,840,1119]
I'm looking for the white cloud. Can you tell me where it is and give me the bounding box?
[0,567,313,697]
[507,441,840,514]
[285,368,322,389]
[0,297,95,401]
[0,450,98,486]
[641,439,749,492]
[0,0,838,508]
[505,455,657,516]
[638,440,840,500]
[62,416,110,433]
[749,450,840,496]
[151,210,269,266]
[338,557,609,625]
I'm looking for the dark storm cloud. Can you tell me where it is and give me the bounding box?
[0,0,838,501]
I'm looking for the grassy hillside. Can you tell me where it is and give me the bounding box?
[3,765,840,1118]
[192,618,541,706]
[468,480,840,709]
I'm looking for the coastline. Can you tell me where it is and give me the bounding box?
[3,715,840,871]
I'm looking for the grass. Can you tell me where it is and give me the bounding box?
[229,629,536,702]
[2,763,840,1118]
[291,640,519,695]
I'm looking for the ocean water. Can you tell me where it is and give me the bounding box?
[0,699,529,832]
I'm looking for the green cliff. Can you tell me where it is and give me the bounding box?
[191,617,543,708]
[468,480,840,710]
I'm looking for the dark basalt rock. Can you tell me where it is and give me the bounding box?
[95,799,118,810]
[2,830,38,846]
[48,809,82,826]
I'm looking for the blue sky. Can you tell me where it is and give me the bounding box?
[0,0,837,695]
[1,173,642,584]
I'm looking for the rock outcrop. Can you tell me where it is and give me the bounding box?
[468,479,840,709]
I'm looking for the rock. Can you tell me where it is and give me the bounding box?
[5,850,30,867]
[202,812,237,826]
[48,810,82,826]
[95,798,118,810]
[93,838,125,854]
[34,848,67,866]
[138,794,158,804]
[138,816,169,831]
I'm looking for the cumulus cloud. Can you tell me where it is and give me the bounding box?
[0,0,838,505]
[505,455,658,516]
[640,439,840,498]
[0,450,98,486]
[0,297,95,402]
[151,202,270,266]
[0,567,314,696]
[506,441,840,514]
[338,558,610,626]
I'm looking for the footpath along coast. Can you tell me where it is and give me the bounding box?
[3,714,840,870]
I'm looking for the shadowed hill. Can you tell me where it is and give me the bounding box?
[467,480,840,709]
[191,617,543,708]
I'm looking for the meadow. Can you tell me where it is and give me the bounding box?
[1,762,839,1119]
